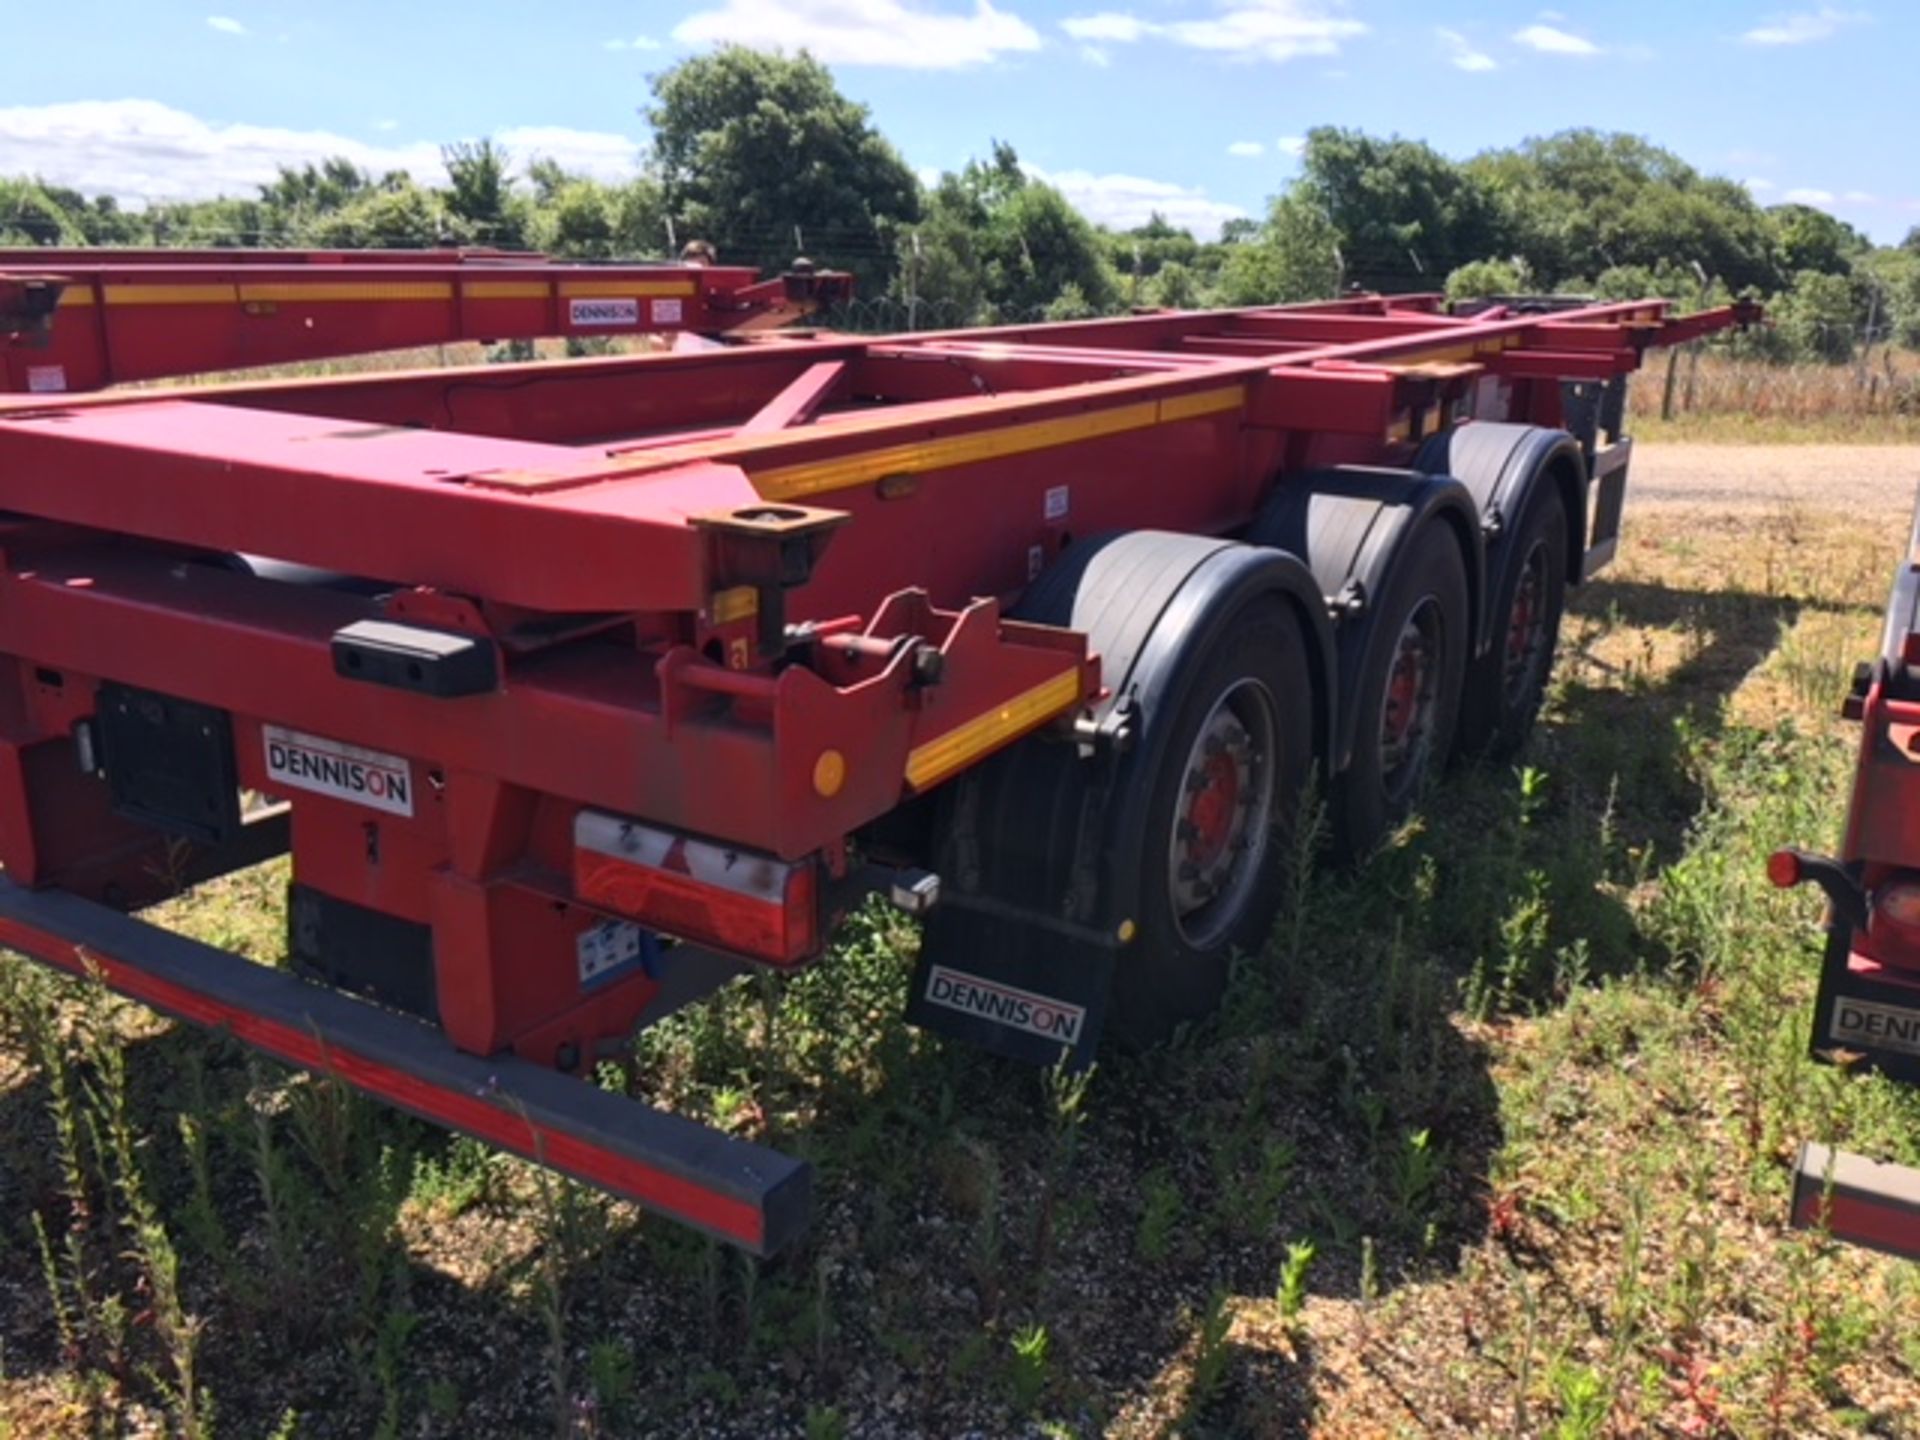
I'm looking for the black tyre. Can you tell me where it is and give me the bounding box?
[1457,484,1568,759]
[1003,532,1321,1046]
[1331,529,1469,859]
[1110,595,1315,1043]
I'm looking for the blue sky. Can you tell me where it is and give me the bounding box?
[0,1,1909,243]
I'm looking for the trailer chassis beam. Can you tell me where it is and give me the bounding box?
[0,878,809,1254]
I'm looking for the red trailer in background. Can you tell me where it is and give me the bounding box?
[0,246,849,392]
[1773,503,1920,1261]
[0,273,1751,1252]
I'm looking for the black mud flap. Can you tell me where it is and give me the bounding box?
[905,895,1116,1069]
[1811,925,1920,1086]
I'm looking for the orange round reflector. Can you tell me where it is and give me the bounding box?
[1766,849,1802,889]
[812,749,847,798]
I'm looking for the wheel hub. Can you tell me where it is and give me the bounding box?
[1378,601,1441,791]
[1502,544,1549,701]
[1168,680,1278,947]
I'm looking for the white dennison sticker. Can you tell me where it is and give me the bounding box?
[924,965,1085,1045]
[576,919,645,986]
[650,297,684,325]
[1831,996,1920,1057]
[263,725,414,816]
[1044,485,1070,521]
[25,365,66,393]
[569,297,640,327]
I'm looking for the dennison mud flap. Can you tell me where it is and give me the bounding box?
[1812,927,1920,1086]
[905,896,1114,1068]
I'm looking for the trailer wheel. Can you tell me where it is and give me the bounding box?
[1462,484,1568,758]
[1111,594,1315,1037]
[998,532,1322,1045]
[1332,528,1469,857]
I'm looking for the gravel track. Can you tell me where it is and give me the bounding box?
[1631,442,1920,521]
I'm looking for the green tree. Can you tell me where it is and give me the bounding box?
[1148,260,1202,308]
[1859,248,1920,349]
[1104,211,1201,300]
[1770,203,1869,276]
[259,157,375,216]
[1444,257,1529,301]
[147,196,277,247]
[1295,127,1508,290]
[442,139,529,248]
[902,143,1116,323]
[1775,269,1858,363]
[0,178,87,245]
[1468,130,1778,292]
[1214,191,1342,305]
[304,176,448,249]
[646,46,919,288]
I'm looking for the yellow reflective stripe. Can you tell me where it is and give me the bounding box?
[96,281,456,306]
[1157,385,1245,423]
[559,279,698,298]
[904,669,1083,791]
[237,282,452,303]
[465,281,551,300]
[755,385,1244,501]
[56,288,94,307]
[103,284,238,305]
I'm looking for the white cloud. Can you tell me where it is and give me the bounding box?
[0,99,641,205]
[1059,1,1367,64]
[494,126,643,178]
[1061,11,1147,41]
[372,118,399,132]
[1512,22,1599,54]
[1744,177,1777,193]
[1028,164,1247,238]
[674,0,1041,68]
[1276,135,1306,157]
[206,14,246,34]
[1784,187,1836,205]
[1843,189,1878,203]
[1741,7,1867,45]
[602,34,663,51]
[1436,26,1496,70]
[1226,140,1264,157]
[1077,43,1111,64]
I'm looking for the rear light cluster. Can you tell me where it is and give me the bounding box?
[1869,872,1920,970]
[573,812,818,966]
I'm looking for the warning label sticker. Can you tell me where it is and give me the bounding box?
[576,919,646,987]
[569,297,640,327]
[923,965,1086,1045]
[263,725,414,816]
[650,297,684,326]
[25,365,67,393]
[1830,996,1920,1058]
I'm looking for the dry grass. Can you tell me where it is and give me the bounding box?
[1633,350,1920,445]
[2,474,1920,1439]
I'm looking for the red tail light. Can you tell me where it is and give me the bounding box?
[573,812,818,966]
